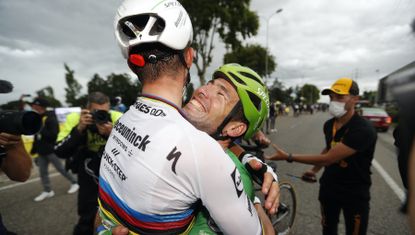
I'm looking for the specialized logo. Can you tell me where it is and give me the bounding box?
[166,146,181,174]
[102,150,127,181]
[231,167,244,198]
[256,87,270,106]
[133,101,166,117]
[113,120,151,152]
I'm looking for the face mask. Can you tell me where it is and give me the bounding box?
[329,101,346,118]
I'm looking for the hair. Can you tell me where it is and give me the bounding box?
[87,91,109,105]
[128,43,186,81]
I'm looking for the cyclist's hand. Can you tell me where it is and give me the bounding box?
[301,170,317,183]
[111,225,129,235]
[263,178,280,215]
[244,157,280,215]
[97,122,113,137]
[265,143,289,161]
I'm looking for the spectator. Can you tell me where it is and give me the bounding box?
[266,101,277,133]
[267,78,377,235]
[112,96,127,113]
[30,97,79,202]
[54,92,122,235]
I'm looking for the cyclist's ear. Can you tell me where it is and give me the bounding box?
[184,47,194,68]
[222,121,247,138]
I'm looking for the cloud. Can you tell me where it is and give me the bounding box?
[0,0,414,105]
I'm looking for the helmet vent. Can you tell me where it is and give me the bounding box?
[229,72,247,86]
[247,91,262,111]
[240,72,264,85]
[149,18,166,36]
[121,15,150,39]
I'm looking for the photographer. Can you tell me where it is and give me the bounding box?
[54,92,122,235]
[0,132,32,234]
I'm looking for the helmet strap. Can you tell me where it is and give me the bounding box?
[210,101,242,141]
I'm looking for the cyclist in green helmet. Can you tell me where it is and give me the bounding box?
[110,63,279,235]
[185,63,276,234]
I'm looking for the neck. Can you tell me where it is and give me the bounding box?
[336,109,355,126]
[141,74,186,107]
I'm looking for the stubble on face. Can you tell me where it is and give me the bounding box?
[183,78,239,135]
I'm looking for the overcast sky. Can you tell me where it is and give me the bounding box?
[1,0,414,105]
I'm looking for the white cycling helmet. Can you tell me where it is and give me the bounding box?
[115,0,193,59]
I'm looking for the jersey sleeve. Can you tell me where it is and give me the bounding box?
[194,137,263,235]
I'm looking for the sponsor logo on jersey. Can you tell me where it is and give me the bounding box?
[133,101,166,117]
[113,120,151,152]
[247,195,253,216]
[231,167,244,198]
[102,150,127,181]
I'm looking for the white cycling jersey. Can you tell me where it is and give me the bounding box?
[98,95,263,235]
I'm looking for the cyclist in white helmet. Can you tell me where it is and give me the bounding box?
[97,1,273,234]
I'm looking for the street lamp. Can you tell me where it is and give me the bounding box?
[265,8,283,85]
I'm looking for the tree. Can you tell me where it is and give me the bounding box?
[268,78,292,104]
[64,64,83,106]
[87,73,141,107]
[180,0,259,85]
[299,84,320,104]
[223,44,276,78]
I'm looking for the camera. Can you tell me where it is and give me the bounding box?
[87,110,111,133]
[91,110,111,124]
[0,111,42,135]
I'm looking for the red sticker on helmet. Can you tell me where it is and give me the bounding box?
[129,54,145,67]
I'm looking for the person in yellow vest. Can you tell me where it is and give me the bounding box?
[55,92,122,235]
[30,97,79,202]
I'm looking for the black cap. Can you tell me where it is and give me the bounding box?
[30,97,50,107]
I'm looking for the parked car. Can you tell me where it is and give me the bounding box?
[360,107,392,132]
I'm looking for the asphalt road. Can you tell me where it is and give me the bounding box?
[0,111,411,234]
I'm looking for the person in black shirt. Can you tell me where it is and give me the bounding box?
[30,97,79,202]
[267,78,377,235]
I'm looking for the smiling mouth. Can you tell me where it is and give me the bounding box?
[188,98,206,112]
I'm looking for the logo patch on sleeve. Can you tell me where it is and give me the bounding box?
[231,167,244,198]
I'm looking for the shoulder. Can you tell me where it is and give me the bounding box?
[109,110,123,121]
[64,112,80,126]
[323,118,335,130]
[349,115,377,137]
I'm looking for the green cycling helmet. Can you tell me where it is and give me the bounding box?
[213,63,270,140]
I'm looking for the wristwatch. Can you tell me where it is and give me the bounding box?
[287,153,293,163]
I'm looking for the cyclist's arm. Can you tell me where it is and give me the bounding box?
[197,142,263,235]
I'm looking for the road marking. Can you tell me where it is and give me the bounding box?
[0,172,60,192]
[372,159,406,202]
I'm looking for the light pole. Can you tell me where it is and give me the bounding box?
[265,8,283,86]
